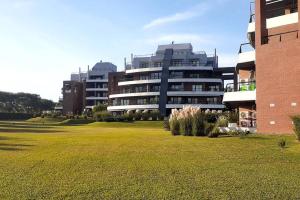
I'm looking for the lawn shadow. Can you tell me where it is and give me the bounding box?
[0,124,55,129]
[0,142,35,151]
[0,128,63,134]
[239,136,272,140]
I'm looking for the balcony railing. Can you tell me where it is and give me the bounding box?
[225,81,256,92]
[239,43,255,54]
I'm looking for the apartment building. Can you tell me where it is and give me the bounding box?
[62,61,117,115]
[107,43,234,116]
[223,0,300,134]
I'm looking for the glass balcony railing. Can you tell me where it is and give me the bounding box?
[225,81,256,92]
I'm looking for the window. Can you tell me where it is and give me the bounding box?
[140,62,149,68]
[170,97,182,104]
[170,84,184,91]
[151,85,160,92]
[187,98,198,104]
[190,60,200,66]
[192,85,202,91]
[154,62,162,67]
[150,72,161,79]
[150,97,159,104]
[209,85,219,91]
[170,71,183,78]
[121,99,129,105]
[140,75,148,80]
[171,60,183,66]
[137,99,147,105]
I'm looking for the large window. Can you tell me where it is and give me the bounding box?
[137,99,147,105]
[192,85,203,91]
[150,72,161,79]
[170,84,184,91]
[121,99,130,105]
[170,97,182,104]
[170,71,183,78]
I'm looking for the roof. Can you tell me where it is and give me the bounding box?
[156,43,193,52]
[92,62,117,72]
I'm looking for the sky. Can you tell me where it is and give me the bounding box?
[0,0,250,101]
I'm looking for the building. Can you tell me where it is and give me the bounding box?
[107,43,234,116]
[61,61,117,115]
[223,0,300,134]
[84,62,117,110]
[62,81,84,115]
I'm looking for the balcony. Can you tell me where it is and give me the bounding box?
[168,78,222,83]
[86,79,108,83]
[167,91,223,97]
[86,88,108,91]
[109,92,160,98]
[118,79,161,86]
[236,43,255,70]
[223,82,256,103]
[86,97,108,100]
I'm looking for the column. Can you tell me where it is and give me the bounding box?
[255,0,267,46]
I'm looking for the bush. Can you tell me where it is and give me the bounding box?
[208,128,220,138]
[205,113,219,123]
[204,123,215,136]
[228,112,239,123]
[170,118,180,136]
[278,138,287,149]
[179,116,193,136]
[123,113,134,122]
[192,112,206,136]
[0,113,33,120]
[114,115,125,122]
[291,116,300,141]
[92,104,107,113]
[150,111,160,121]
[164,120,170,131]
[134,112,142,121]
[94,111,114,122]
[141,112,150,121]
[217,116,228,127]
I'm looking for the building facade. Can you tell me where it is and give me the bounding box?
[223,0,300,134]
[62,61,117,115]
[108,43,233,116]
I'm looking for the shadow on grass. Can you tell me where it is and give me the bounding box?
[0,128,63,134]
[0,124,55,129]
[0,142,35,151]
[240,136,272,140]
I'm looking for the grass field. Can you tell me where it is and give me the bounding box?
[1,121,300,199]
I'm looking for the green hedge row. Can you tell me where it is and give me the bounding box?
[0,113,34,120]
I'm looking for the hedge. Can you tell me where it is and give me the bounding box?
[0,113,34,120]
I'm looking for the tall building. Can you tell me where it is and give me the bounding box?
[62,61,117,115]
[107,43,234,116]
[223,0,300,134]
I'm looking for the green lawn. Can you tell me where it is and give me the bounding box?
[0,121,300,199]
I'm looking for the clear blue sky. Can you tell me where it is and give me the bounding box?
[0,0,250,101]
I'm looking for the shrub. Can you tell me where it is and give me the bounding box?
[163,120,170,131]
[228,112,239,123]
[217,116,228,127]
[208,128,220,138]
[114,115,125,122]
[291,116,300,141]
[94,111,114,122]
[92,104,107,113]
[205,113,219,123]
[204,123,215,136]
[278,138,287,149]
[179,116,193,136]
[134,112,142,121]
[0,113,34,120]
[170,119,180,136]
[192,111,206,136]
[150,111,160,121]
[141,112,150,121]
[123,113,134,122]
